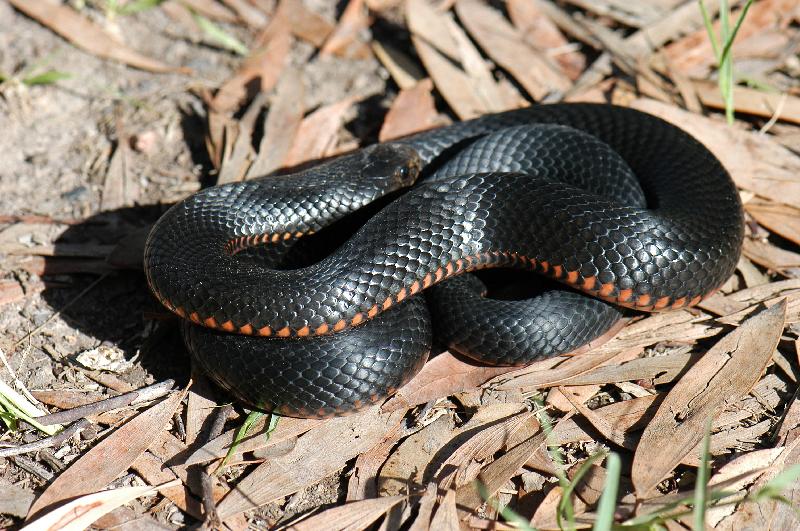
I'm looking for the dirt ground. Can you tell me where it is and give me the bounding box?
[2,0,800,529]
[0,0,390,526]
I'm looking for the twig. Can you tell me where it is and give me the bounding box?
[32,379,175,426]
[759,92,788,135]
[11,454,54,482]
[0,419,92,458]
[199,404,231,528]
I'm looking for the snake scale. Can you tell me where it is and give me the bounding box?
[144,104,744,418]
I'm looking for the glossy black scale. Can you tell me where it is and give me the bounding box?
[144,104,744,417]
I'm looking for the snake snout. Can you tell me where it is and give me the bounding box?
[360,143,422,189]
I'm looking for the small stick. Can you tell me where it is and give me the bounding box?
[0,419,92,458]
[33,380,175,426]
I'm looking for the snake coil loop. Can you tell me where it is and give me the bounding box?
[145,104,744,418]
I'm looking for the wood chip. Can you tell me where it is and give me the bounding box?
[631,300,786,496]
[693,79,800,126]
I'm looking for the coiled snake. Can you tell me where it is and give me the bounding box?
[144,104,744,418]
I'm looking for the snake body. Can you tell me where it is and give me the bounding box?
[144,104,744,417]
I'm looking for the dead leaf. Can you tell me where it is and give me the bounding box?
[506,0,585,80]
[283,96,360,167]
[705,447,784,525]
[429,489,459,531]
[27,389,186,520]
[372,40,425,90]
[407,483,438,531]
[405,0,517,119]
[631,300,787,497]
[379,414,455,497]
[184,416,322,465]
[221,0,268,27]
[491,338,626,390]
[9,0,188,74]
[632,98,800,211]
[554,353,699,387]
[455,429,547,514]
[217,93,267,184]
[436,410,542,489]
[743,238,800,272]
[746,201,800,248]
[291,495,407,530]
[212,23,292,114]
[530,484,589,530]
[455,0,571,100]
[247,68,305,178]
[320,0,372,60]
[180,0,238,23]
[348,422,407,501]
[216,406,405,519]
[279,0,335,47]
[379,79,446,142]
[663,0,798,77]
[21,480,179,531]
[382,352,527,413]
[715,438,800,530]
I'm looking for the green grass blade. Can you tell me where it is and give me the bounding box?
[22,70,72,86]
[557,451,608,530]
[753,463,800,502]
[533,398,574,529]
[475,481,539,531]
[718,0,754,65]
[219,410,267,470]
[0,378,60,435]
[192,13,249,56]
[692,420,713,531]
[697,0,721,60]
[593,453,620,531]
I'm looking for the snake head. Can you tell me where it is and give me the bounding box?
[359,143,421,190]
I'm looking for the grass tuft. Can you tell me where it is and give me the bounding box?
[699,0,755,124]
